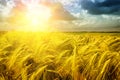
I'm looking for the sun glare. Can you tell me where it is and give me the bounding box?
[25,3,52,31]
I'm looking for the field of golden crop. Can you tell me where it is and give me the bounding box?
[0,31,120,80]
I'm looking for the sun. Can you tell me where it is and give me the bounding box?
[25,3,52,31]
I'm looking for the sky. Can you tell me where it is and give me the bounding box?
[0,0,120,31]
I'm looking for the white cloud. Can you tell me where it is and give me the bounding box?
[57,0,75,5]
[70,9,120,28]
[0,0,14,17]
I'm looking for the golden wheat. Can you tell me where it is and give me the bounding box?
[0,31,119,80]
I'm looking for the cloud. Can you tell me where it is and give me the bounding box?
[10,0,76,21]
[0,0,76,21]
[97,0,120,7]
[50,2,77,21]
[80,0,120,15]
[58,0,81,13]
[0,0,15,17]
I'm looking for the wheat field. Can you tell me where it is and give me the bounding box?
[0,31,120,80]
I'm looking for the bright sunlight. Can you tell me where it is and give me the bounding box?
[25,3,52,31]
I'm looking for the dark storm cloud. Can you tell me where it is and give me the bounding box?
[97,0,120,7]
[80,0,120,15]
